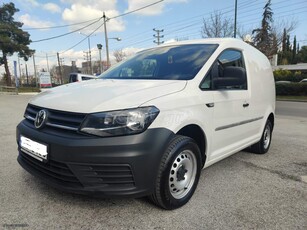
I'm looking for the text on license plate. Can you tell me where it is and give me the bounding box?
[20,136,48,161]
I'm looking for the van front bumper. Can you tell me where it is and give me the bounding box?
[16,120,174,198]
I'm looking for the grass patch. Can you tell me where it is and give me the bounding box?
[17,87,41,93]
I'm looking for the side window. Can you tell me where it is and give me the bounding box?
[200,49,247,90]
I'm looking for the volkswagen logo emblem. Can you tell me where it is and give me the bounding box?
[34,110,47,129]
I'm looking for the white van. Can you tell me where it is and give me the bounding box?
[17,38,275,210]
[68,73,97,83]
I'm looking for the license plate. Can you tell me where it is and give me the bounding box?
[20,136,48,162]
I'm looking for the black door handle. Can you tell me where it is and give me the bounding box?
[243,103,249,108]
[206,103,215,108]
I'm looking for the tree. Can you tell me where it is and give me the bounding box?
[297,46,307,63]
[292,35,297,63]
[281,28,287,52]
[201,11,234,38]
[252,0,277,57]
[0,2,34,86]
[272,19,297,49]
[113,49,126,63]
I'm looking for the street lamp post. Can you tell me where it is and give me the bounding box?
[97,44,103,74]
[105,37,121,68]
[103,12,121,68]
[79,32,93,75]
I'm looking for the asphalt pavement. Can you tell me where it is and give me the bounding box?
[0,95,306,230]
[276,101,307,118]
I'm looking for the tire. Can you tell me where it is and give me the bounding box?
[251,119,273,154]
[150,135,202,210]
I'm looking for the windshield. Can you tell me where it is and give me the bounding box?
[100,44,218,80]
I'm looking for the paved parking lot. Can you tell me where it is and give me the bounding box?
[0,94,306,229]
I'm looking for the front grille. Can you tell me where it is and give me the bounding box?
[24,104,86,132]
[19,150,82,188]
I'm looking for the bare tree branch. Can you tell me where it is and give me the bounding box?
[113,49,127,63]
[201,11,234,38]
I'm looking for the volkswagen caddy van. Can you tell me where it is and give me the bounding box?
[17,38,275,209]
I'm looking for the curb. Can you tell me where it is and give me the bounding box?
[18,92,40,95]
[276,99,307,103]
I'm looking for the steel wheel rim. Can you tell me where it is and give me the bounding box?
[263,124,271,149]
[168,150,197,199]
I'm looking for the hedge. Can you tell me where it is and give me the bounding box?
[275,83,307,96]
[273,69,307,82]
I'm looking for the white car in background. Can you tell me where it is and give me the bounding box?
[69,73,97,83]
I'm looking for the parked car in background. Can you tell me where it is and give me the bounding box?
[17,38,275,210]
[275,81,291,84]
[69,73,97,83]
[299,79,307,83]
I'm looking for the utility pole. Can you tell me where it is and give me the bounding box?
[88,37,92,74]
[25,62,29,85]
[32,54,38,87]
[83,51,89,74]
[234,0,238,38]
[153,28,164,45]
[103,12,110,68]
[57,52,63,84]
[45,53,50,72]
[17,56,21,79]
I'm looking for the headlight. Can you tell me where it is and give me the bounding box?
[80,106,160,137]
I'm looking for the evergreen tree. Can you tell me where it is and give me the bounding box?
[252,0,277,57]
[0,2,34,86]
[292,36,297,64]
[282,28,287,51]
[297,46,307,63]
[286,35,290,51]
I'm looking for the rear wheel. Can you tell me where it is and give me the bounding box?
[150,135,202,210]
[251,119,273,154]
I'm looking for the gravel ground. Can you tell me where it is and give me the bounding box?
[0,95,306,230]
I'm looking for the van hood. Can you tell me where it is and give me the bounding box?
[29,79,187,113]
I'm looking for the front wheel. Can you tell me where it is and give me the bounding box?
[251,119,273,154]
[150,135,202,210]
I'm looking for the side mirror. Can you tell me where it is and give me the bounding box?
[213,66,246,89]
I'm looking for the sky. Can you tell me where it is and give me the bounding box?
[1,0,307,76]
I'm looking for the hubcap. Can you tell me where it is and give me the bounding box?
[263,124,271,149]
[168,150,197,199]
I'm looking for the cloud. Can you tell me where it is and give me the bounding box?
[19,14,54,29]
[125,0,188,16]
[24,0,39,7]
[22,1,61,13]
[43,3,61,14]
[62,2,124,33]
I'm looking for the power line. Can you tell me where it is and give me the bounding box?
[32,17,103,43]
[112,1,307,50]
[30,0,164,45]
[23,0,164,31]
[60,22,105,54]
[110,0,164,20]
[23,17,101,31]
